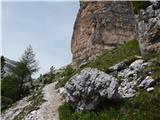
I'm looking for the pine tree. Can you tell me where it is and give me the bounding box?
[20,45,39,77]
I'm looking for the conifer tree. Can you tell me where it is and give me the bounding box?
[20,45,39,78]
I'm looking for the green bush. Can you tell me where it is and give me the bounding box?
[57,66,76,87]
[1,62,32,111]
[61,66,75,76]
[1,96,13,111]
[132,1,151,14]
[43,73,55,84]
[1,75,21,101]
[58,103,74,120]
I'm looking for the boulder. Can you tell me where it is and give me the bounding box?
[62,67,118,111]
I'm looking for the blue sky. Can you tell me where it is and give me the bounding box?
[2,1,79,77]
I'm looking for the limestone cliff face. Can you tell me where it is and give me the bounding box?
[71,1,135,67]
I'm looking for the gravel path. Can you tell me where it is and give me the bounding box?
[24,82,64,120]
[1,82,64,120]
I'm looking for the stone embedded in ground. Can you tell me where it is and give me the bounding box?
[62,67,118,111]
[147,87,154,92]
[138,76,155,89]
[118,68,136,79]
[129,59,144,72]
[109,61,127,71]
[113,59,154,99]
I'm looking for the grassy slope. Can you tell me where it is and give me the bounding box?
[58,39,140,87]
[58,39,160,120]
[84,39,140,72]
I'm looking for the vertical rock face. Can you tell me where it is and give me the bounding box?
[136,2,160,55]
[71,1,135,67]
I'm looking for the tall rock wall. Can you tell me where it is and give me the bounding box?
[136,2,160,55]
[71,1,135,67]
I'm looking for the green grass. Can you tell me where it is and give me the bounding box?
[58,102,108,120]
[143,52,160,80]
[85,39,140,72]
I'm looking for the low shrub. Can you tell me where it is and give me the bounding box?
[57,66,76,87]
[1,96,13,111]
[132,1,151,14]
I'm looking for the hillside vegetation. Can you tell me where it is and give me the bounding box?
[58,39,140,87]
[58,39,160,120]
[1,46,39,111]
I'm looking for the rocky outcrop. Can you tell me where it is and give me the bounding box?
[116,59,153,98]
[71,1,135,67]
[136,1,160,55]
[62,68,118,111]
[62,58,156,111]
[1,57,18,78]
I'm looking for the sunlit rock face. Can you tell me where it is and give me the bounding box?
[71,1,135,68]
